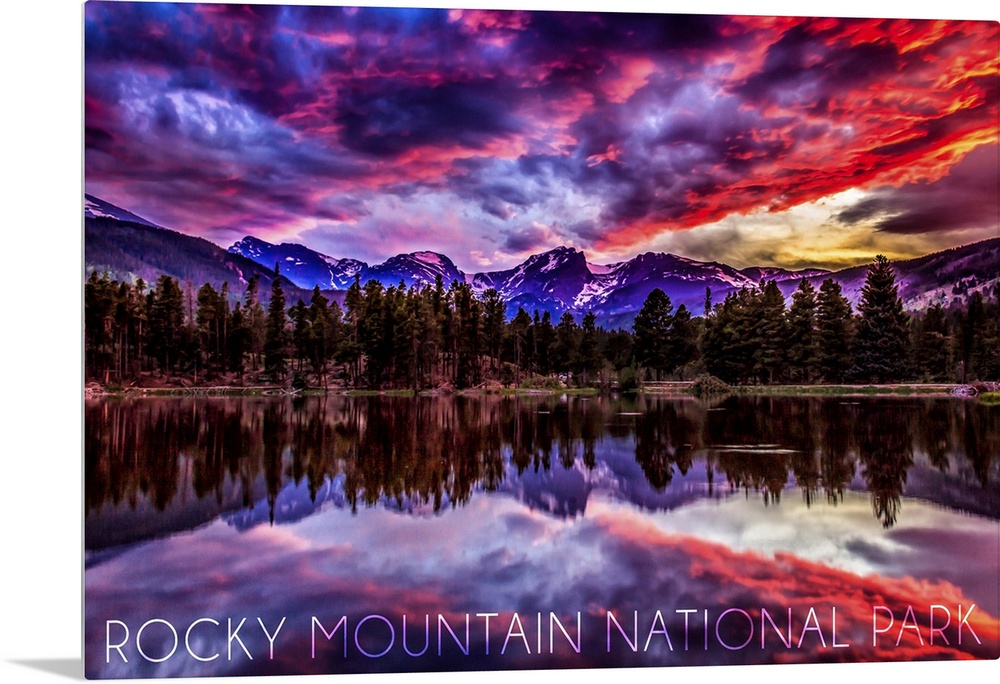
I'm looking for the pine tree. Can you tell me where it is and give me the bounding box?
[439,282,456,382]
[452,282,482,388]
[244,276,265,371]
[508,307,533,383]
[603,327,634,372]
[668,304,698,375]
[219,281,230,364]
[786,279,819,383]
[914,303,950,381]
[131,277,148,374]
[815,279,854,383]
[524,312,537,375]
[534,310,554,376]
[341,276,364,386]
[263,267,289,379]
[732,289,763,383]
[702,288,760,384]
[85,272,116,379]
[552,312,578,376]
[196,283,223,372]
[701,294,734,383]
[360,280,387,387]
[576,311,602,384]
[481,288,506,379]
[305,286,336,387]
[148,275,185,374]
[398,287,425,389]
[112,281,133,379]
[633,288,674,379]
[227,302,249,378]
[852,255,909,383]
[754,280,787,384]
[962,291,1000,381]
[326,300,346,384]
[290,299,310,373]
[980,291,1000,380]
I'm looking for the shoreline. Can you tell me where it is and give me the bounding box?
[84,381,997,401]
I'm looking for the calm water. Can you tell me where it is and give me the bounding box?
[84,395,1000,678]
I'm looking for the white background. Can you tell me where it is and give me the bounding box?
[2,1,996,682]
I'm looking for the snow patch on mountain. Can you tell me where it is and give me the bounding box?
[574,275,618,309]
[84,198,115,219]
[741,266,830,283]
[540,253,562,273]
[84,194,160,228]
[412,251,443,266]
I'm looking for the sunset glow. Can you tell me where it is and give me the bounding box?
[84,2,1000,270]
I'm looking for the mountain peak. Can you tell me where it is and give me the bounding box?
[84,194,161,229]
[411,250,448,263]
[370,251,464,287]
[392,251,456,268]
[227,235,364,290]
[229,235,272,259]
[523,246,586,271]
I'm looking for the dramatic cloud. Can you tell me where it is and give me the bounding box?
[835,143,1000,236]
[84,3,999,270]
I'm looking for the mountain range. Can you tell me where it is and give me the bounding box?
[85,195,316,305]
[85,194,1000,327]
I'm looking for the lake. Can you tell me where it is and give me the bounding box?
[84,394,1000,678]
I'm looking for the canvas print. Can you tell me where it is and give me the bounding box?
[83,1,1000,679]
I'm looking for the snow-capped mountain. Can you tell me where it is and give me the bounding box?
[463,249,789,325]
[782,238,1000,313]
[740,266,830,283]
[366,251,464,289]
[85,194,999,327]
[578,252,759,324]
[227,238,464,291]
[473,246,593,314]
[85,198,313,305]
[84,194,161,228]
[224,231,1000,324]
[228,236,365,290]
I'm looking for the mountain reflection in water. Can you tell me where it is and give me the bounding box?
[86,395,999,539]
[84,395,1000,677]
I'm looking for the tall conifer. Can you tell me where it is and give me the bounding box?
[786,279,819,383]
[633,288,674,379]
[852,255,909,382]
[263,266,289,378]
[816,279,854,383]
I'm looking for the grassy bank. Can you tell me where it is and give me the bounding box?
[86,377,988,400]
[88,383,605,398]
[640,379,962,397]
[727,384,958,397]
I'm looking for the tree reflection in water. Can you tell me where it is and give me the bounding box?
[85,395,999,547]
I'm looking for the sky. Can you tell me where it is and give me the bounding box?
[84,1,999,272]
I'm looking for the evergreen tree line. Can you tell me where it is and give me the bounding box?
[700,255,999,384]
[85,255,999,388]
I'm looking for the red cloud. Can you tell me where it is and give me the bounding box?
[596,17,998,249]
[85,6,999,261]
[593,513,999,662]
